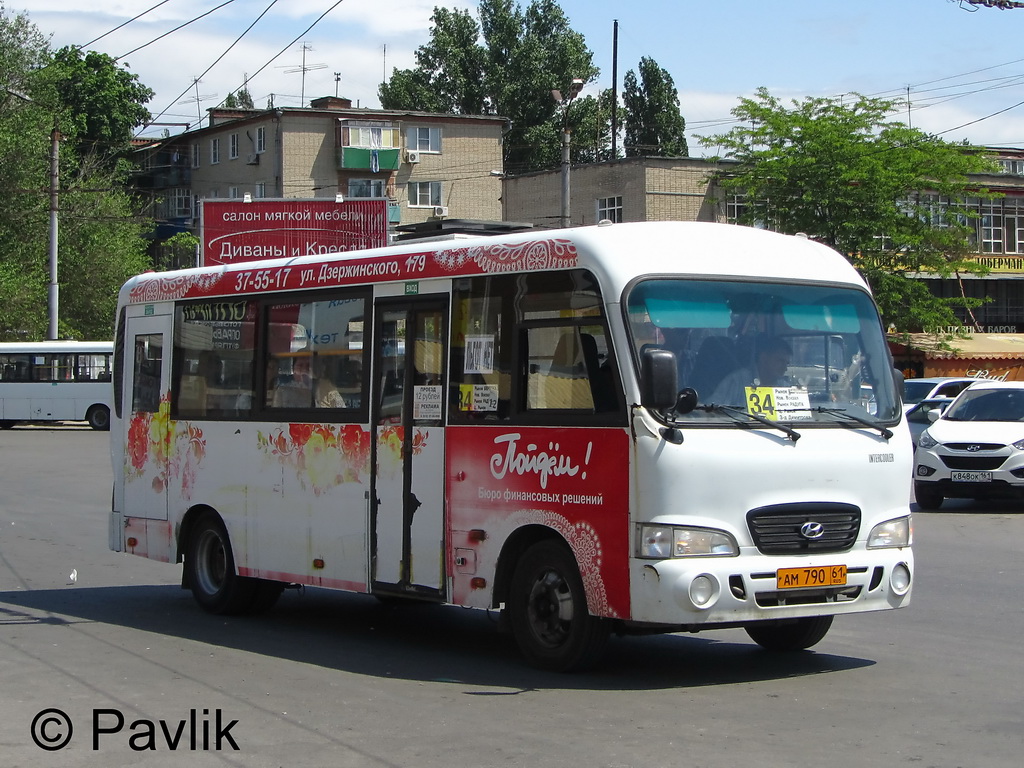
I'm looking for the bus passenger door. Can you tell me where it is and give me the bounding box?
[370,298,447,598]
[118,314,172,523]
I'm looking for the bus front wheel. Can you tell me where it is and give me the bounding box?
[186,513,282,615]
[745,615,833,652]
[508,540,610,672]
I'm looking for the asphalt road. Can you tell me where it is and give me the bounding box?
[1,426,1022,768]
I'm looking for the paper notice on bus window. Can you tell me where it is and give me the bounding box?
[458,383,499,412]
[464,335,495,374]
[745,386,812,420]
[413,385,443,420]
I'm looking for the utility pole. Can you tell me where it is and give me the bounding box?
[611,20,619,160]
[4,87,60,338]
[552,79,585,228]
[48,123,60,340]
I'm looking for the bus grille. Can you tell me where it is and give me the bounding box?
[746,503,860,555]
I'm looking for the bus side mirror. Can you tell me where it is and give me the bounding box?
[641,348,678,410]
[892,367,905,398]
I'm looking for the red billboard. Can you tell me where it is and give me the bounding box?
[200,198,388,267]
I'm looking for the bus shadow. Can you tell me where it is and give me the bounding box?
[0,584,874,691]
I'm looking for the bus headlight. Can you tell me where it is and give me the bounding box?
[867,516,913,549]
[637,525,738,558]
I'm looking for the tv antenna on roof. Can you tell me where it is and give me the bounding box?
[178,77,216,120]
[280,43,327,107]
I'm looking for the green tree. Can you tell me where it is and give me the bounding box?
[379,0,598,173]
[623,56,688,157]
[701,87,996,331]
[0,5,152,340]
[222,86,254,110]
[40,47,153,171]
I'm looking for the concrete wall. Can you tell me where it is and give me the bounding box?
[501,156,727,229]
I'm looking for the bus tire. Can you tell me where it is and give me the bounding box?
[86,405,110,431]
[914,482,944,511]
[508,539,610,672]
[186,512,259,615]
[745,615,834,652]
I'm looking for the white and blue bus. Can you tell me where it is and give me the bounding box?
[0,341,113,430]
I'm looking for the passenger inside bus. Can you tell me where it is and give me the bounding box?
[273,354,313,408]
[314,359,347,408]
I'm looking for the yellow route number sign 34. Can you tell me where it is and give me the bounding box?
[744,386,812,420]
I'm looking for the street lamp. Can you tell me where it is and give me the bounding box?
[552,78,584,229]
[4,88,60,339]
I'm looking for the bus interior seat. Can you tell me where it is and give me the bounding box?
[580,332,615,413]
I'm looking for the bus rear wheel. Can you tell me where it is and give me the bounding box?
[508,540,609,672]
[86,405,110,431]
[745,615,833,652]
[186,512,282,615]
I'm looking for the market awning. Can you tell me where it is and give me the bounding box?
[889,333,1024,360]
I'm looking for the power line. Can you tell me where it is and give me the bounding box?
[79,0,173,48]
[116,0,237,61]
[143,0,283,131]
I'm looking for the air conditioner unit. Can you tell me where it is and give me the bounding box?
[405,150,421,164]
[432,206,448,217]
[245,153,260,165]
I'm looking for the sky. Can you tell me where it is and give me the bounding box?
[10,0,1024,154]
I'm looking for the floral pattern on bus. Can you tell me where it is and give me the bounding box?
[375,426,429,478]
[257,423,372,496]
[128,272,226,303]
[508,509,617,619]
[125,394,206,497]
[435,238,578,273]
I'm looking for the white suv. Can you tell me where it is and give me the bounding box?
[913,380,1024,509]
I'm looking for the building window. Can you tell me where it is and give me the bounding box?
[596,196,623,223]
[210,138,220,165]
[341,122,399,149]
[348,179,385,198]
[998,159,1024,175]
[256,126,266,154]
[229,133,239,160]
[407,126,442,153]
[169,188,192,218]
[228,186,239,199]
[191,144,200,168]
[255,182,266,199]
[408,181,442,207]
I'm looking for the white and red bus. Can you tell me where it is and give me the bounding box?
[109,221,913,670]
[1,341,113,430]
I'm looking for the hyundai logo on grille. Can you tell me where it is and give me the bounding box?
[800,521,825,539]
[967,444,982,452]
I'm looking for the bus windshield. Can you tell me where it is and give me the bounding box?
[626,278,899,424]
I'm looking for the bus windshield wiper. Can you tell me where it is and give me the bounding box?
[699,403,801,442]
[814,407,893,439]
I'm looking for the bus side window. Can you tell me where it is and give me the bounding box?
[132,335,163,413]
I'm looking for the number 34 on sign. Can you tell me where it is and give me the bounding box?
[745,386,812,420]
